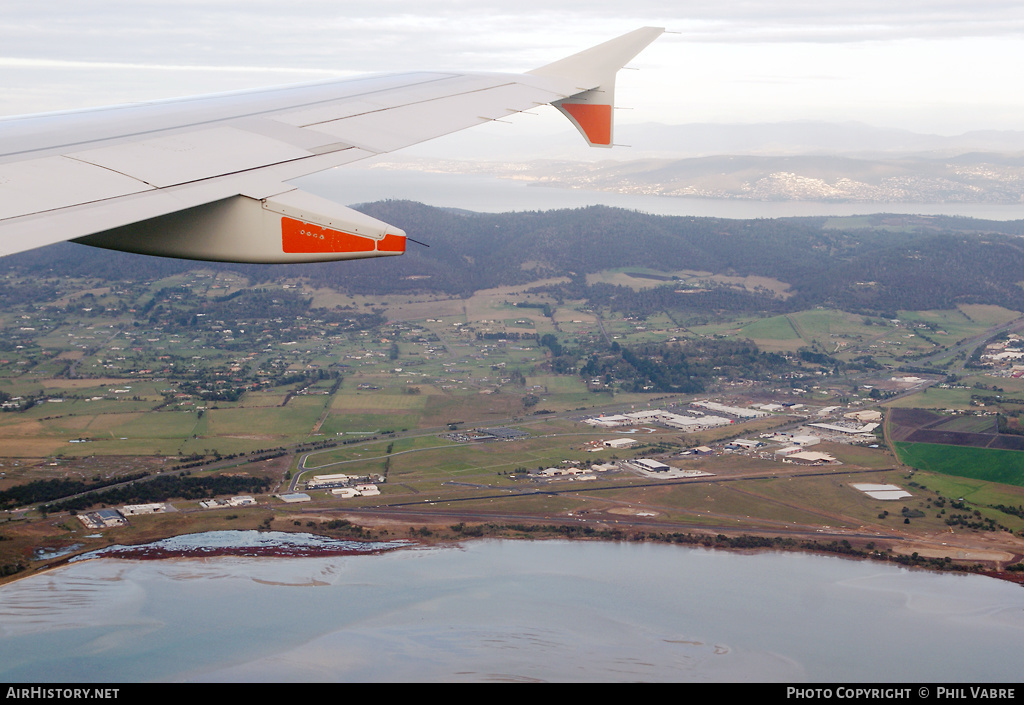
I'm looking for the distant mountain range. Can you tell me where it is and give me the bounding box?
[395,121,1024,162]
[378,121,1024,204]
[516,152,1024,203]
[615,122,1024,159]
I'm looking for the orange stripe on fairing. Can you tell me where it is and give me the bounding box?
[377,233,406,253]
[561,103,612,145]
[281,217,375,254]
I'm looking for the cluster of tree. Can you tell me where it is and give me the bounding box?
[893,364,946,376]
[200,288,311,321]
[321,518,371,538]
[292,438,342,454]
[578,339,792,393]
[42,474,272,512]
[0,561,25,578]
[0,280,62,307]
[850,354,883,370]
[512,301,553,317]
[538,333,563,357]
[0,472,148,510]
[798,348,838,366]
[477,331,537,340]
[990,504,1024,519]
[997,413,1024,437]
[945,513,1003,531]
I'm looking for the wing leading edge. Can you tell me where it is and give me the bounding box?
[0,28,663,263]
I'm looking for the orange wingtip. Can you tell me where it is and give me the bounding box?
[377,233,406,253]
[561,103,612,146]
[281,217,376,254]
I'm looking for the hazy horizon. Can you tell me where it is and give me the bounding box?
[4,2,1024,142]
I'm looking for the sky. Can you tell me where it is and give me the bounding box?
[3,1,1024,145]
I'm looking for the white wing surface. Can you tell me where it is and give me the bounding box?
[0,28,663,263]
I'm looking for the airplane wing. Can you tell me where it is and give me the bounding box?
[0,27,663,264]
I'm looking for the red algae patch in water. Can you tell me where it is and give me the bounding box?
[69,530,414,562]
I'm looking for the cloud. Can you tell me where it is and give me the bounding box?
[2,2,1024,131]
[4,1,1024,70]
[0,57,341,76]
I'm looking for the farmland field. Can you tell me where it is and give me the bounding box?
[895,442,1024,487]
[887,407,1024,450]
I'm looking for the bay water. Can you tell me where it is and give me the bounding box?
[0,536,1021,682]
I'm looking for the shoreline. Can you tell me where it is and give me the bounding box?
[4,534,1023,684]
[5,522,1022,590]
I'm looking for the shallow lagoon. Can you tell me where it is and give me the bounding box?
[1,535,1022,682]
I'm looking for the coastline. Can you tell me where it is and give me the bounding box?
[6,520,1022,590]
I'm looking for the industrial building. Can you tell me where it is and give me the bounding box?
[807,422,879,436]
[844,410,882,423]
[660,414,732,431]
[783,451,838,465]
[790,435,820,446]
[622,458,672,473]
[625,410,665,423]
[77,509,126,529]
[726,439,765,450]
[536,466,589,477]
[306,473,352,490]
[121,503,168,516]
[584,408,734,432]
[851,483,911,500]
[330,486,380,498]
[631,409,733,430]
[691,401,768,419]
[583,414,634,428]
[199,496,256,509]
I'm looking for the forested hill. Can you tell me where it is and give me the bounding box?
[5,201,1024,315]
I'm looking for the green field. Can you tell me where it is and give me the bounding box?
[910,471,1024,518]
[895,442,1024,487]
[718,307,961,360]
[739,315,800,341]
[897,305,1021,342]
[928,415,997,434]
[319,412,420,435]
[883,388,977,410]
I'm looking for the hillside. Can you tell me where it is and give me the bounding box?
[5,203,1024,316]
